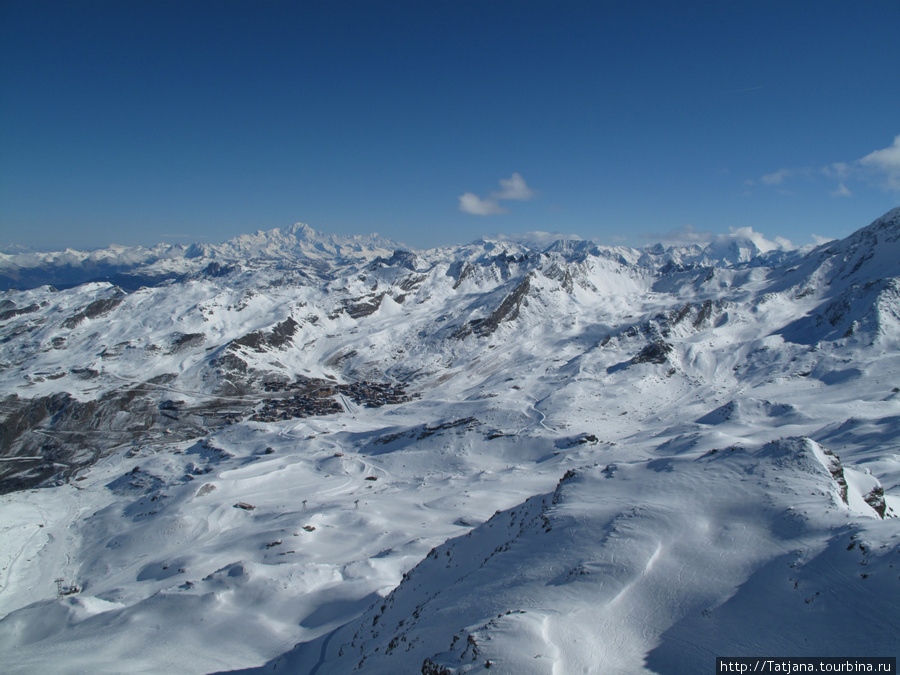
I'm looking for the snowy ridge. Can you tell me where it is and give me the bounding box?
[284,439,895,674]
[1,209,899,673]
[184,223,402,264]
[2,216,812,292]
[0,224,403,291]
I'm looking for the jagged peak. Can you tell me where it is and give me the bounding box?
[184,223,405,265]
[541,238,599,258]
[3,209,897,292]
[483,230,583,251]
[284,222,317,239]
[864,205,900,232]
[799,206,900,287]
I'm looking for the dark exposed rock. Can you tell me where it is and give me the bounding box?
[0,321,41,344]
[819,446,849,505]
[421,658,453,675]
[168,332,206,353]
[399,274,427,292]
[342,294,386,319]
[417,417,477,439]
[371,250,418,271]
[0,303,40,322]
[266,317,299,348]
[542,263,574,293]
[230,316,299,352]
[453,274,532,339]
[449,261,476,289]
[201,261,239,278]
[62,289,125,329]
[557,433,599,448]
[631,339,673,365]
[864,485,886,518]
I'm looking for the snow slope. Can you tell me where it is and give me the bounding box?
[290,439,896,674]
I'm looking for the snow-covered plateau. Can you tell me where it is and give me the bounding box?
[1,209,899,674]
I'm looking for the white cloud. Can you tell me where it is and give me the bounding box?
[761,168,793,185]
[860,134,900,190]
[459,192,507,216]
[831,182,852,197]
[757,134,900,195]
[459,173,536,216]
[824,161,853,180]
[644,223,796,252]
[718,226,794,253]
[861,134,900,170]
[494,173,535,201]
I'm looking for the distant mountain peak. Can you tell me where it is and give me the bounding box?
[183,223,405,265]
[284,222,317,238]
[2,208,899,292]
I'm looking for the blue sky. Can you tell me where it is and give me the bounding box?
[1,0,898,252]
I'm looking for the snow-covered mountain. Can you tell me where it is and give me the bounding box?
[1,209,898,674]
[0,224,403,291]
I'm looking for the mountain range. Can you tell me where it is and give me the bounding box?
[1,208,898,673]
